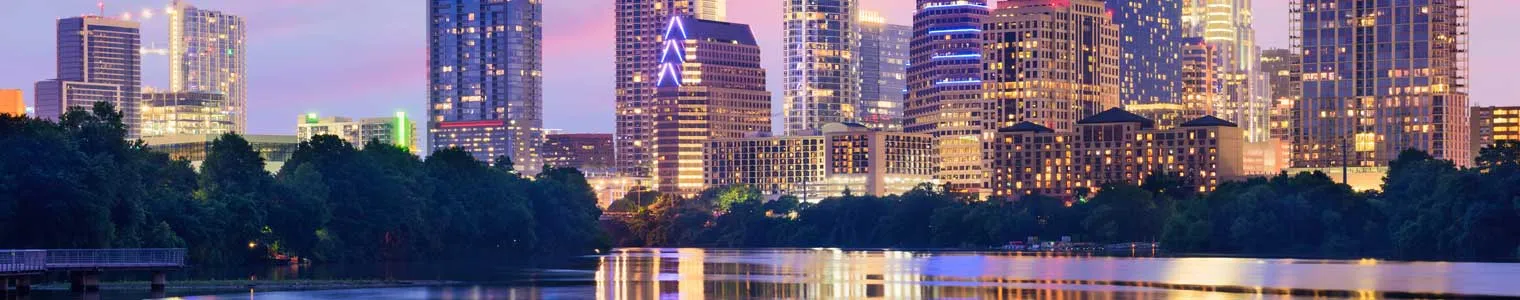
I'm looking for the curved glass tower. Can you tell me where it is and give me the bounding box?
[905,0,989,196]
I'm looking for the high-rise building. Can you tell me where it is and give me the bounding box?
[651,16,771,195]
[983,0,1120,132]
[35,16,142,138]
[142,91,234,137]
[856,10,910,131]
[906,0,991,195]
[1291,0,1470,168]
[170,1,246,133]
[543,133,615,175]
[1179,37,1222,122]
[784,0,859,135]
[1109,0,1183,107]
[614,0,725,178]
[0,89,22,116]
[428,0,544,174]
[705,123,935,202]
[1471,107,1520,153]
[1260,48,1298,143]
[297,113,418,153]
[1182,0,1269,142]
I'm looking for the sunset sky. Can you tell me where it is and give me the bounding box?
[1,0,1516,134]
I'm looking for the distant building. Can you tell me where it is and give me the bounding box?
[1108,0,1183,108]
[614,0,726,179]
[1472,107,1520,153]
[0,89,22,116]
[141,91,234,138]
[784,0,860,135]
[296,113,418,153]
[1183,0,1269,142]
[1179,37,1222,121]
[856,10,910,131]
[427,0,543,173]
[1260,48,1298,142]
[36,16,142,138]
[543,133,615,175]
[984,0,1120,132]
[170,1,247,133]
[990,108,1246,199]
[906,0,991,196]
[144,134,298,173]
[705,123,936,202]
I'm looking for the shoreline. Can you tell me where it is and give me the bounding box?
[30,279,461,292]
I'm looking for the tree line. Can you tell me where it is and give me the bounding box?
[606,148,1520,261]
[0,103,605,265]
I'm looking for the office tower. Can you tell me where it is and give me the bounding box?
[984,0,1120,132]
[35,16,142,138]
[0,89,21,116]
[297,113,418,153]
[706,123,935,202]
[991,108,1245,199]
[1179,37,1222,120]
[1472,107,1520,153]
[428,0,543,174]
[1260,48,1298,142]
[615,0,726,178]
[856,10,910,131]
[142,91,234,137]
[543,133,615,174]
[1108,0,1183,107]
[651,16,770,195]
[784,0,859,135]
[906,0,990,195]
[1291,0,1470,168]
[1182,0,1269,142]
[170,1,246,133]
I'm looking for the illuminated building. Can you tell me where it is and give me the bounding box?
[983,0,1121,132]
[856,10,910,131]
[1108,0,1183,108]
[615,0,725,178]
[990,108,1245,199]
[784,0,860,135]
[1290,0,1470,169]
[142,91,234,138]
[705,123,935,202]
[650,16,770,195]
[1182,0,1269,142]
[35,16,142,138]
[906,0,991,196]
[544,133,616,175]
[0,89,22,116]
[1261,48,1298,142]
[1179,37,1221,122]
[170,1,246,133]
[297,113,418,153]
[1471,107,1520,153]
[427,0,543,174]
[144,134,298,173]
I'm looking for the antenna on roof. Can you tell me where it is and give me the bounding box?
[98,1,105,16]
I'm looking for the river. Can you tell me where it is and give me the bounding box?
[25,248,1520,299]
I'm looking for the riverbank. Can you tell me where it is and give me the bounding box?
[30,279,460,292]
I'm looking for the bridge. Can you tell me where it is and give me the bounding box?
[0,249,186,294]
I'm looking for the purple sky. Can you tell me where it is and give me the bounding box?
[1,1,1517,135]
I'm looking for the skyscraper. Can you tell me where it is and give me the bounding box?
[983,0,1120,132]
[428,0,544,174]
[1291,0,1471,168]
[906,0,990,195]
[784,0,859,136]
[35,16,142,138]
[1108,0,1183,107]
[1260,48,1298,143]
[1180,37,1222,120]
[856,10,910,131]
[170,1,246,133]
[614,0,725,178]
[651,16,770,195]
[1182,0,1269,142]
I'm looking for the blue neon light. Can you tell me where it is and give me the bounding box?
[663,16,688,40]
[927,28,981,35]
[934,79,982,86]
[932,53,982,60]
[922,3,989,10]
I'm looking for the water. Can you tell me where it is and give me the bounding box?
[22,248,1520,299]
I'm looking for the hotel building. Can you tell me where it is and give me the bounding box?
[783,0,860,135]
[614,0,725,178]
[1471,107,1520,154]
[170,1,247,133]
[297,113,418,153]
[705,123,935,202]
[906,0,991,196]
[427,0,544,173]
[983,0,1120,132]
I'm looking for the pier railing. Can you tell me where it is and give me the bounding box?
[0,250,47,274]
[44,248,187,270]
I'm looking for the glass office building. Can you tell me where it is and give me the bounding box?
[427,0,544,174]
[1109,0,1183,108]
[614,0,725,178]
[35,16,142,138]
[170,1,246,133]
[857,10,910,131]
[784,0,859,136]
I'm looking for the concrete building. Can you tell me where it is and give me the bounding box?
[297,113,418,153]
[142,91,234,137]
[614,0,726,178]
[0,89,22,116]
[906,0,991,196]
[143,134,298,173]
[170,1,247,133]
[990,108,1245,199]
[427,0,543,173]
[1472,107,1520,153]
[856,10,910,131]
[1182,0,1270,142]
[651,16,771,195]
[543,133,616,175]
[783,0,860,135]
[983,0,1120,132]
[705,123,935,202]
[35,16,142,138]
[1291,0,1471,169]
[1108,0,1183,109]
[1179,37,1222,122]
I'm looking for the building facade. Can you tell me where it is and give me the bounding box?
[1291,0,1471,168]
[170,1,247,133]
[144,134,298,173]
[544,133,615,175]
[35,16,142,138]
[297,113,418,153]
[906,0,991,196]
[142,91,234,138]
[983,0,1120,132]
[1178,37,1222,126]
[1471,107,1520,154]
[1182,0,1270,142]
[1261,48,1298,142]
[651,16,770,195]
[856,10,910,131]
[614,0,725,178]
[783,0,860,135]
[990,108,1245,199]
[705,123,935,202]
[427,0,543,174]
[1108,0,1183,108]
[0,89,21,116]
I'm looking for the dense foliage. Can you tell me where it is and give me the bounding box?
[0,103,605,265]
[609,151,1520,261]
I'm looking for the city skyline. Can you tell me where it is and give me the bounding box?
[2,0,1520,136]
